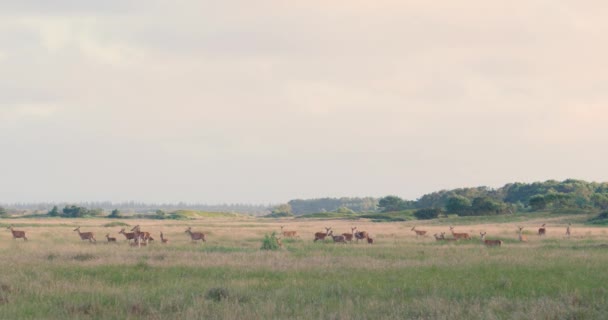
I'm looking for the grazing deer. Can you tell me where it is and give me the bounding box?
[479,232,502,247]
[327,230,347,244]
[105,234,117,242]
[449,226,471,240]
[185,227,206,243]
[160,232,169,244]
[517,226,528,242]
[314,227,332,242]
[73,227,96,242]
[411,226,427,238]
[118,228,137,242]
[7,226,27,241]
[538,224,546,236]
[353,227,369,243]
[280,225,298,238]
[566,223,571,238]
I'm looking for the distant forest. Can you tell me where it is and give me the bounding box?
[2,179,608,217]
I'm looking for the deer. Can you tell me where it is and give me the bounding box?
[280,225,298,238]
[538,224,546,236]
[131,225,153,243]
[327,230,347,244]
[353,227,369,243]
[479,232,502,247]
[275,236,283,248]
[342,227,356,242]
[367,236,374,244]
[411,226,427,238]
[73,226,96,242]
[449,226,471,240]
[160,232,169,244]
[7,226,27,241]
[185,227,206,243]
[566,223,571,238]
[517,226,528,242]
[118,228,137,242]
[105,234,117,242]
[433,233,443,241]
[314,227,332,242]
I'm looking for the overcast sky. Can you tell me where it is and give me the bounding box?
[1,1,608,204]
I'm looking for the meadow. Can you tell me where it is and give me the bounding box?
[1,215,607,320]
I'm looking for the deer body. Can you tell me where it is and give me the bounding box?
[185,227,206,242]
[119,228,137,242]
[314,227,332,242]
[328,230,347,244]
[566,223,571,238]
[353,227,369,242]
[411,226,427,237]
[480,232,502,247]
[105,234,116,242]
[517,227,528,242]
[73,227,96,242]
[449,226,471,240]
[280,226,298,238]
[538,224,546,236]
[7,226,27,241]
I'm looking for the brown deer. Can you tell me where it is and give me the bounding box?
[105,234,117,242]
[118,228,137,242]
[73,227,96,242]
[342,227,356,242]
[433,233,443,241]
[411,226,427,238]
[517,226,528,242]
[327,230,347,244]
[314,227,332,242]
[566,223,571,238]
[280,225,298,238]
[185,227,206,243]
[538,224,546,236]
[7,226,27,241]
[131,225,153,243]
[367,236,374,244]
[479,232,502,247]
[449,226,471,240]
[160,232,169,244]
[353,227,369,243]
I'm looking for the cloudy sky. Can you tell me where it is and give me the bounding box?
[1,1,607,204]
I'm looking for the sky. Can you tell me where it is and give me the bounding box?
[1,1,608,204]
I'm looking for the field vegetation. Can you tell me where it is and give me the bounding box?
[1,214,607,319]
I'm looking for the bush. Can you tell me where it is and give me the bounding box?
[414,208,442,220]
[589,211,608,225]
[260,232,281,250]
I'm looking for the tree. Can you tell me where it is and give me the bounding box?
[272,204,293,215]
[62,205,89,218]
[48,205,60,217]
[470,197,506,215]
[108,209,122,219]
[529,195,547,211]
[414,208,442,220]
[378,196,406,212]
[445,196,471,214]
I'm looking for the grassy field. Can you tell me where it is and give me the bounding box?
[1,216,607,319]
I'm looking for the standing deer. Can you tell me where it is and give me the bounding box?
[367,236,374,244]
[449,226,471,240]
[479,232,502,247]
[105,234,117,242]
[566,223,571,238]
[7,226,27,241]
[353,227,369,243]
[73,227,96,242]
[314,227,332,242]
[185,227,206,243]
[160,232,169,244]
[517,226,528,242]
[118,228,136,242]
[327,230,347,244]
[538,224,546,236]
[131,225,153,243]
[342,227,356,242]
[280,225,298,238]
[411,226,427,238]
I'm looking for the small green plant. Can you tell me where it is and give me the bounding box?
[261,232,281,250]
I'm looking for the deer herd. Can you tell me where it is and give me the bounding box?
[3,222,574,248]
